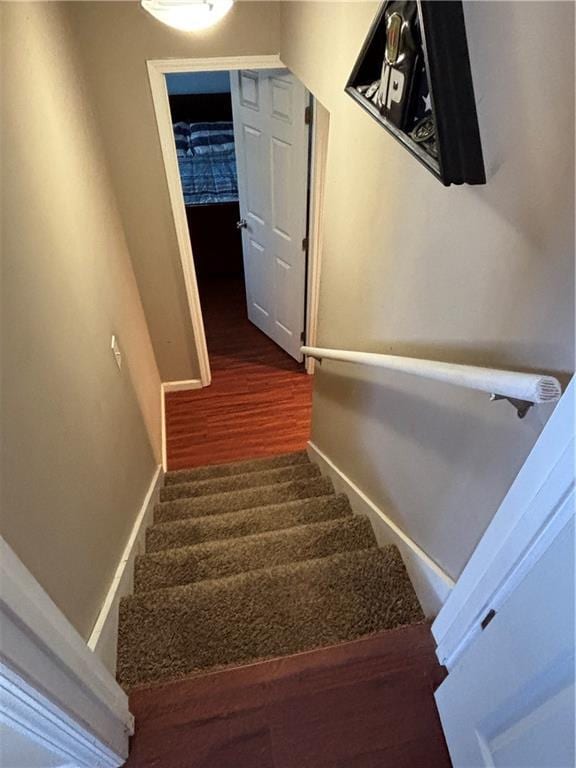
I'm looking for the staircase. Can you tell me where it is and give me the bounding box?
[117,451,424,689]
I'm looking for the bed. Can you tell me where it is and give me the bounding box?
[169,93,244,279]
[174,120,238,206]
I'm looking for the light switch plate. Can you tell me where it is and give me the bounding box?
[111,335,122,369]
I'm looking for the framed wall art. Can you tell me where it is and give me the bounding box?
[346,1,486,186]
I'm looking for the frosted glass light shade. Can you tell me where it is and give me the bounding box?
[141,0,234,31]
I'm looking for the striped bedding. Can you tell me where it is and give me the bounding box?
[173,121,238,206]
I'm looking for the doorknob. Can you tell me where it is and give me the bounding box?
[236,219,248,230]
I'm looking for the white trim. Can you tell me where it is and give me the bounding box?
[305,100,329,376]
[432,377,574,669]
[147,55,284,389]
[149,55,285,74]
[87,465,164,673]
[160,381,202,471]
[0,663,123,768]
[161,378,203,393]
[148,54,323,382]
[307,441,454,617]
[161,382,167,471]
[147,60,211,388]
[0,538,132,764]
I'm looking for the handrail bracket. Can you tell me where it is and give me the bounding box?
[490,394,533,419]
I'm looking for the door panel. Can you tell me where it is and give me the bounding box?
[270,75,293,122]
[271,138,292,237]
[238,70,260,110]
[433,379,575,768]
[245,237,271,330]
[274,255,296,348]
[231,69,309,362]
[242,125,267,225]
[435,515,575,767]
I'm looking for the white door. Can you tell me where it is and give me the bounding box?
[433,382,575,768]
[436,516,574,768]
[231,69,310,362]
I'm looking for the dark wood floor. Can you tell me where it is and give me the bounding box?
[165,277,313,471]
[125,623,451,768]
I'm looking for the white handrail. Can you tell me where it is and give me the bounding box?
[301,346,562,409]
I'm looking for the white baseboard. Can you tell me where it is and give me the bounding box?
[160,379,203,470]
[307,441,454,617]
[87,465,164,673]
[161,385,167,471]
[161,379,203,393]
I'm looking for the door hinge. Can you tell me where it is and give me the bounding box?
[305,105,312,125]
[301,236,309,252]
[480,608,497,631]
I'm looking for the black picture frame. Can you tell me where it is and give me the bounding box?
[345,1,486,186]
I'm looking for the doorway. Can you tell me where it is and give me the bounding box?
[148,56,327,388]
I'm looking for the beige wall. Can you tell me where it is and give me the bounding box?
[280,2,574,581]
[65,2,281,381]
[1,2,162,638]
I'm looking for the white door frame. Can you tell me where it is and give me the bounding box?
[432,377,575,670]
[147,55,325,385]
[305,99,329,375]
[0,537,132,767]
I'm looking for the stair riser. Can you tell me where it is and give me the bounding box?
[160,463,320,502]
[165,451,310,486]
[135,518,376,593]
[146,495,352,554]
[155,477,334,524]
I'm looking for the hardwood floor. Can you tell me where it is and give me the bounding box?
[125,623,452,768]
[165,277,313,471]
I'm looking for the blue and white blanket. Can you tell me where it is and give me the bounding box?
[173,121,238,206]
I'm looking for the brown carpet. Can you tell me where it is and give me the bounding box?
[117,452,424,690]
[146,494,353,553]
[135,516,375,592]
[165,450,310,485]
[154,475,334,524]
[159,462,320,502]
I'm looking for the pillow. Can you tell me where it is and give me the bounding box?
[193,142,236,156]
[173,121,191,137]
[189,131,234,150]
[190,121,233,133]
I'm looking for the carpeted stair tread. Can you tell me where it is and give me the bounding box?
[135,516,375,593]
[117,546,424,689]
[165,451,309,486]
[155,476,334,524]
[146,494,352,553]
[159,462,320,502]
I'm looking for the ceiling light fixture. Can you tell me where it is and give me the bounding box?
[141,0,234,32]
